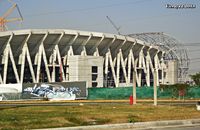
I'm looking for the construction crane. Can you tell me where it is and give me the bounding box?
[0,0,23,31]
[106,16,121,35]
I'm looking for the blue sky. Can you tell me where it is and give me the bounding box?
[1,0,200,74]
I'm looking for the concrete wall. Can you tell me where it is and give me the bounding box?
[166,60,178,84]
[0,84,22,93]
[68,56,104,88]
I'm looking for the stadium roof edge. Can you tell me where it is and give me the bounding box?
[0,29,160,51]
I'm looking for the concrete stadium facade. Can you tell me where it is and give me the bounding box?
[0,29,177,88]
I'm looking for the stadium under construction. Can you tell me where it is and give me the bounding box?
[0,29,189,89]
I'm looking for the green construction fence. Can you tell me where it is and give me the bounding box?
[87,86,200,100]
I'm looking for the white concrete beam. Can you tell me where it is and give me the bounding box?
[19,33,31,83]
[36,33,48,83]
[90,34,105,54]
[3,34,13,84]
[101,36,116,55]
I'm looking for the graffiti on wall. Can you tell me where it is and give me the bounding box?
[23,83,83,100]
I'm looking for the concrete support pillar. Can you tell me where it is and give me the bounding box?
[19,34,31,83]
[108,49,117,87]
[36,33,48,83]
[104,51,109,87]
[3,44,10,84]
[56,45,66,82]
[51,49,56,82]
[137,47,144,87]
[26,46,36,83]
[119,50,128,85]
[154,52,160,86]
[146,50,151,86]
[2,35,13,84]
[127,50,132,84]
[116,51,120,87]
[9,44,20,83]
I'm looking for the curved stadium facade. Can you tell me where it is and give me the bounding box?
[0,29,178,88]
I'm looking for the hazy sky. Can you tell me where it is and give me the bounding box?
[1,0,200,74]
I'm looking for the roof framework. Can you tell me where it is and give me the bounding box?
[128,32,189,82]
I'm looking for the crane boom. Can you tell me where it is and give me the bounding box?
[5,17,22,23]
[106,16,121,35]
[2,4,17,18]
[0,0,23,31]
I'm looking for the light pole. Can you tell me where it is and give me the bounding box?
[154,69,157,106]
[133,70,136,104]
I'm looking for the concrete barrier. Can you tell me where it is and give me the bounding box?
[35,118,200,130]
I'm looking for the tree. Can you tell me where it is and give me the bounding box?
[190,72,200,86]
[159,83,189,98]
